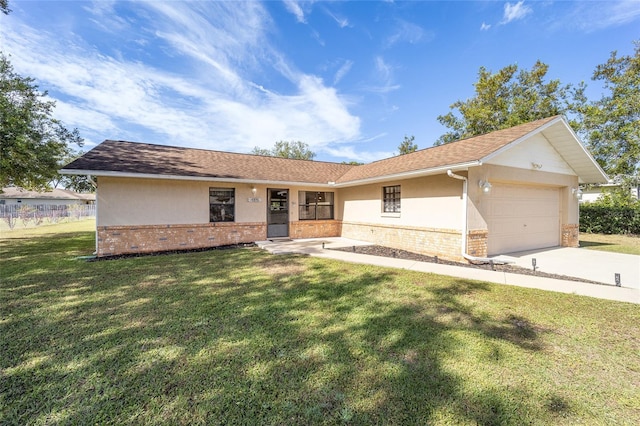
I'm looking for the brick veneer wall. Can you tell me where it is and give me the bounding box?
[97,222,266,257]
[341,221,462,260]
[561,224,579,248]
[467,229,488,258]
[290,220,342,239]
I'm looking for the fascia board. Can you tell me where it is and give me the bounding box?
[556,119,609,183]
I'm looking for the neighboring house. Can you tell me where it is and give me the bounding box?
[0,187,95,206]
[579,182,640,203]
[61,116,608,260]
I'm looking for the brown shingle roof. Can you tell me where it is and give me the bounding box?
[63,141,356,185]
[335,116,560,183]
[62,116,561,185]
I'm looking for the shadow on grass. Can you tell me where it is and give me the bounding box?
[579,240,613,248]
[1,231,566,425]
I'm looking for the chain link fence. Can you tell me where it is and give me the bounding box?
[0,204,96,230]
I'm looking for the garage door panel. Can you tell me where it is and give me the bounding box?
[489,199,556,218]
[487,184,560,255]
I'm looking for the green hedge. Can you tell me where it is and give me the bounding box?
[580,204,640,234]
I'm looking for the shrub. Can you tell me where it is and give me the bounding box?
[580,187,640,234]
[580,205,640,234]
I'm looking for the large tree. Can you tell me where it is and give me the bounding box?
[251,140,316,160]
[1,0,10,15]
[1,53,83,190]
[435,61,581,145]
[397,135,417,155]
[576,41,639,177]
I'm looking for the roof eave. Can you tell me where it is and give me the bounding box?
[59,169,337,188]
[331,161,482,188]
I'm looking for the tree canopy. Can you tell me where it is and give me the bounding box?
[576,41,639,177]
[1,53,83,191]
[435,60,581,145]
[1,0,10,15]
[397,135,417,155]
[250,140,316,160]
[50,150,95,193]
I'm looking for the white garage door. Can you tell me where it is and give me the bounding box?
[487,184,560,255]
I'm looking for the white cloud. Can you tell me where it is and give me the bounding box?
[501,1,532,24]
[480,22,491,31]
[0,2,361,155]
[334,60,354,85]
[566,0,640,31]
[385,19,429,48]
[363,56,400,94]
[323,145,393,163]
[283,0,307,23]
[325,9,350,28]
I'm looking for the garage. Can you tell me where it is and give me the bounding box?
[486,184,560,255]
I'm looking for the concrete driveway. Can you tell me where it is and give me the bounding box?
[257,238,639,303]
[500,247,640,289]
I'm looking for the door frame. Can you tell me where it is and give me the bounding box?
[267,188,289,238]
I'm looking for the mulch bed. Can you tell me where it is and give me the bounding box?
[329,245,608,286]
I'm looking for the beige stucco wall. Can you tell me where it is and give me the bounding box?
[97,177,264,226]
[467,164,580,231]
[97,177,342,227]
[339,174,463,230]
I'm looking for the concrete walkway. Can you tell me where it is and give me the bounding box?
[256,238,640,305]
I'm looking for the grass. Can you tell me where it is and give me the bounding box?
[1,223,639,425]
[580,233,640,255]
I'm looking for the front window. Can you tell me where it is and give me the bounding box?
[299,191,334,220]
[210,188,235,222]
[383,185,401,213]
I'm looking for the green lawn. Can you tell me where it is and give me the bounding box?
[2,223,639,425]
[580,232,640,255]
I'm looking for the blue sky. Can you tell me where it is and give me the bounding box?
[1,1,638,162]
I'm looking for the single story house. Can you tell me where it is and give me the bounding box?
[61,115,608,260]
[0,187,95,206]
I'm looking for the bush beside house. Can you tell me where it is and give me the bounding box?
[580,188,640,235]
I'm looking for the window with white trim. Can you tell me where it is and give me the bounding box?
[383,185,401,213]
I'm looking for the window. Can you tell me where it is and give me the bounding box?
[210,188,235,222]
[383,185,401,213]
[299,191,334,220]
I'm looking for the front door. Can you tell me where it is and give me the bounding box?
[267,189,289,238]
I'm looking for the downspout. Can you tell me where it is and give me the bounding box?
[90,175,98,256]
[446,169,510,264]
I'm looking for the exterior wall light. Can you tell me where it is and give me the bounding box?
[572,187,583,200]
[479,180,492,194]
[251,186,257,196]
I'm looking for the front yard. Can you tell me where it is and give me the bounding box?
[580,232,640,255]
[1,222,639,425]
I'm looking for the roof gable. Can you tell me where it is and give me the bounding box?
[481,116,608,184]
[486,132,576,175]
